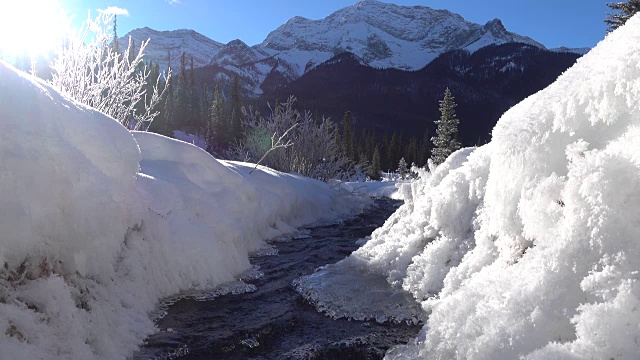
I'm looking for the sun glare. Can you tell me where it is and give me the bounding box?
[0,0,68,60]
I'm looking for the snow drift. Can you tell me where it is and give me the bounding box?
[0,61,368,359]
[302,15,640,360]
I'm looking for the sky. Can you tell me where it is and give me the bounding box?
[0,0,611,59]
[57,0,610,49]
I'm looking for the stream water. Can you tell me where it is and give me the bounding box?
[134,198,422,359]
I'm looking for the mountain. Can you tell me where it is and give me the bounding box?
[122,27,223,70]
[255,0,543,76]
[266,43,580,146]
[122,0,562,95]
[120,0,585,145]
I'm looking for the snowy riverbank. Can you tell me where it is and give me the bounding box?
[0,61,369,359]
[300,14,640,360]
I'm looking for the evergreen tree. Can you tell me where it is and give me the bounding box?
[151,67,174,136]
[174,52,190,129]
[405,136,418,166]
[342,111,354,160]
[381,132,390,172]
[389,130,403,169]
[431,88,461,166]
[605,0,640,32]
[397,157,408,179]
[369,145,381,180]
[366,130,376,160]
[229,75,243,142]
[357,129,369,164]
[417,129,430,167]
[112,15,120,55]
[208,82,227,149]
[200,82,211,135]
[188,56,201,131]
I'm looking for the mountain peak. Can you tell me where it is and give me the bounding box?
[121,27,223,70]
[482,18,508,38]
[484,18,505,30]
[226,39,249,48]
[259,1,545,74]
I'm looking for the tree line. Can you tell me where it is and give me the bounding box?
[147,51,243,154]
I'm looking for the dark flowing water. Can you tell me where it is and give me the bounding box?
[134,198,421,360]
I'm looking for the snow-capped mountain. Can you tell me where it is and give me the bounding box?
[122,0,580,95]
[121,27,223,70]
[255,0,544,75]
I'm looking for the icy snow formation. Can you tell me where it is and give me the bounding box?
[294,261,424,325]
[300,15,640,360]
[0,61,368,359]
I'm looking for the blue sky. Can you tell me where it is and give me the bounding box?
[61,0,610,48]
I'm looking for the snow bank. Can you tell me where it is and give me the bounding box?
[0,61,368,359]
[341,180,407,200]
[307,15,640,360]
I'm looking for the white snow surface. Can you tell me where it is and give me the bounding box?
[303,15,640,360]
[342,180,408,200]
[0,61,369,359]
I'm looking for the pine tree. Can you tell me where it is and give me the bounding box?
[112,15,120,55]
[200,82,211,136]
[389,130,402,169]
[173,52,189,129]
[605,0,640,32]
[431,88,461,166]
[342,111,354,160]
[369,145,381,180]
[208,82,226,149]
[397,157,408,179]
[188,56,201,131]
[381,132,390,172]
[405,136,418,166]
[152,68,174,136]
[417,129,430,167]
[229,75,243,142]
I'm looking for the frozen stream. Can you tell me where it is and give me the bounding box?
[134,198,422,359]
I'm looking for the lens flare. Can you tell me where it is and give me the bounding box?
[0,0,69,60]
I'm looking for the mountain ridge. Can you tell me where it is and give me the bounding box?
[121,0,580,96]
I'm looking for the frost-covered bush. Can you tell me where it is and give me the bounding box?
[50,12,169,130]
[230,96,358,181]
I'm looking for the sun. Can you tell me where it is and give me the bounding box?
[0,0,69,60]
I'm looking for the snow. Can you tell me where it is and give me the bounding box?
[341,180,407,200]
[299,14,640,360]
[121,27,223,71]
[0,60,369,359]
[173,130,207,149]
[259,0,544,73]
